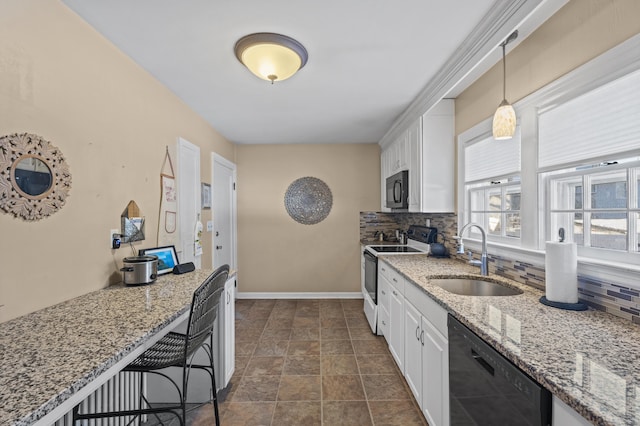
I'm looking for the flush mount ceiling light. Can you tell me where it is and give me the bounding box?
[234,33,308,84]
[492,30,518,140]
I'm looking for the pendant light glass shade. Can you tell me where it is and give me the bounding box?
[492,99,517,140]
[492,31,518,140]
[235,33,308,83]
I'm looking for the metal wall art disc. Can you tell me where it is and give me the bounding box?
[284,177,332,225]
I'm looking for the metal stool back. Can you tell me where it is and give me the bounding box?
[73,264,229,426]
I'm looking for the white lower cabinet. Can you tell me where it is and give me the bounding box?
[404,299,449,426]
[420,314,448,426]
[388,277,405,372]
[221,276,236,387]
[553,396,591,426]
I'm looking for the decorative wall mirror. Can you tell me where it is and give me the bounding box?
[0,133,72,221]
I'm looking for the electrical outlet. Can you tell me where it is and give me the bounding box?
[426,219,431,227]
[110,229,120,249]
[207,221,213,232]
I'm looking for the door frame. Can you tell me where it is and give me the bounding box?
[211,153,237,271]
[177,137,201,268]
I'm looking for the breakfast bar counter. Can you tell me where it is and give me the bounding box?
[0,269,228,425]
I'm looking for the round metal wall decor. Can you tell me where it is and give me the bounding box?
[0,133,72,221]
[284,177,332,225]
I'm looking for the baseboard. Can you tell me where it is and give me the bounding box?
[236,292,363,300]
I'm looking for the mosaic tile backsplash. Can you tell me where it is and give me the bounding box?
[360,211,640,325]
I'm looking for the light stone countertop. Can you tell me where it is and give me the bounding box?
[0,268,234,426]
[379,254,639,426]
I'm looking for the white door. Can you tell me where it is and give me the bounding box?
[211,153,237,270]
[177,137,201,268]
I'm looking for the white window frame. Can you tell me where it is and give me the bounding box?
[457,33,640,287]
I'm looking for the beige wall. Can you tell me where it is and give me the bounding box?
[455,0,640,135]
[237,144,380,294]
[0,0,234,321]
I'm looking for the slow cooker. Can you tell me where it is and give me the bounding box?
[120,255,158,285]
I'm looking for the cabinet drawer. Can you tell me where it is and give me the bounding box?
[404,282,448,338]
[379,262,405,295]
[378,304,390,340]
[379,276,390,312]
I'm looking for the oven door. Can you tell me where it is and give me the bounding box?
[363,250,378,333]
[363,250,377,303]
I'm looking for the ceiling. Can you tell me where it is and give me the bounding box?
[60,0,558,145]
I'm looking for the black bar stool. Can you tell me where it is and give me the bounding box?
[73,264,229,426]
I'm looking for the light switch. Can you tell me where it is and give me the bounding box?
[206,221,213,232]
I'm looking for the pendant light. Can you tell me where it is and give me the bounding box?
[492,30,518,140]
[234,33,308,84]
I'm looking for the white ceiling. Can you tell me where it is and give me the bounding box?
[60,0,558,145]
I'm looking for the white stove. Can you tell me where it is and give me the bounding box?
[362,225,437,334]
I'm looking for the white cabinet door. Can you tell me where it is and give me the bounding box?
[407,118,422,211]
[552,396,591,426]
[421,99,454,213]
[397,129,409,173]
[222,276,235,387]
[381,147,392,211]
[404,301,422,402]
[388,282,405,372]
[421,316,449,426]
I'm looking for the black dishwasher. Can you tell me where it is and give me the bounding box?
[448,315,551,425]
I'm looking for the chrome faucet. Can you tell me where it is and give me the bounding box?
[456,223,489,275]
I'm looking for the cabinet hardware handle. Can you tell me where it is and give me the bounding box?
[416,326,420,340]
[381,290,386,295]
[216,245,223,250]
[392,290,397,296]
[392,278,397,283]
[382,320,386,326]
[420,330,425,345]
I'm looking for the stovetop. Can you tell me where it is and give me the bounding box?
[367,246,423,253]
[365,225,437,256]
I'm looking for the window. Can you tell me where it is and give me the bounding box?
[468,179,521,238]
[546,161,640,254]
[462,129,521,244]
[539,67,640,261]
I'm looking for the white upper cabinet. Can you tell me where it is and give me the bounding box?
[380,99,454,213]
[419,99,454,213]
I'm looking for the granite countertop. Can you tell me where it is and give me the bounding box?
[0,268,234,425]
[379,255,639,426]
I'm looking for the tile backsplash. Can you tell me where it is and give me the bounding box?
[360,211,640,325]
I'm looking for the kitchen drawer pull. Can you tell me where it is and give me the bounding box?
[416,326,420,340]
[420,330,425,345]
[382,320,387,326]
[381,267,386,272]
[392,278,397,283]
[392,290,398,296]
[381,290,386,295]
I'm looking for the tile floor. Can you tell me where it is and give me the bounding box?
[187,298,428,425]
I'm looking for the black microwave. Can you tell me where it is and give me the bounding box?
[386,170,408,209]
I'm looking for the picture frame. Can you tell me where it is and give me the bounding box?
[139,245,179,275]
[201,182,211,209]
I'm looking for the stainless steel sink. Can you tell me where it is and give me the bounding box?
[430,278,523,296]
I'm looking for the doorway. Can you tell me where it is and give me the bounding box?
[211,153,237,271]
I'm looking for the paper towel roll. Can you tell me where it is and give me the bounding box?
[545,241,578,303]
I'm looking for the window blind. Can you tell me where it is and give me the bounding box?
[464,128,521,183]
[538,69,640,169]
